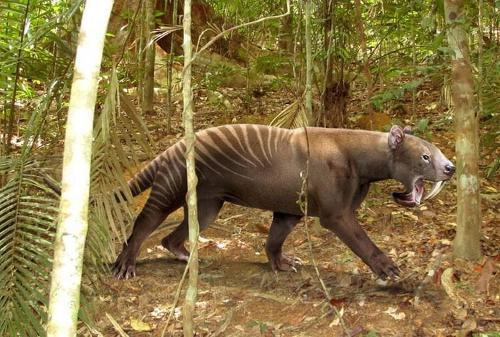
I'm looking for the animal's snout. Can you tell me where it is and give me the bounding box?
[444,163,455,176]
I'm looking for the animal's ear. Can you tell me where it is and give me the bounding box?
[403,126,412,134]
[388,125,405,150]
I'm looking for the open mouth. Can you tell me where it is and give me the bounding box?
[392,179,445,207]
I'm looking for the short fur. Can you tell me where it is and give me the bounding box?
[113,124,454,279]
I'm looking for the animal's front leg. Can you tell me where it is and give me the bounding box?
[113,207,170,279]
[320,213,400,279]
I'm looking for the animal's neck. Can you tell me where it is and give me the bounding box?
[347,133,392,183]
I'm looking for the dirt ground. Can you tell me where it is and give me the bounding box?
[88,82,499,337]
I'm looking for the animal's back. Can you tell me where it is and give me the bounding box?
[193,124,305,214]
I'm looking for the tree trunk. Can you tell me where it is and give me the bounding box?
[354,0,374,124]
[46,0,113,336]
[137,1,146,107]
[444,0,481,261]
[320,0,333,126]
[322,80,350,128]
[182,0,199,336]
[320,0,349,128]
[142,0,156,114]
[166,0,179,133]
[4,1,30,155]
[304,0,313,124]
[279,0,293,52]
[477,0,483,116]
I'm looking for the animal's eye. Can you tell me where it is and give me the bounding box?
[422,154,430,162]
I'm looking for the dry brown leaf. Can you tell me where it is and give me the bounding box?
[254,223,270,234]
[130,318,151,332]
[475,258,495,295]
[329,296,347,308]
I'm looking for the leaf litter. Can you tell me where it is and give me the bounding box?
[88,82,498,337]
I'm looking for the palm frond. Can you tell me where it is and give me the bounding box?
[84,66,153,273]
[0,156,58,337]
[0,0,154,334]
[270,99,309,129]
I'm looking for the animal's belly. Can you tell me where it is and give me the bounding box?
[219,172,307,215]
[197,151,312,215]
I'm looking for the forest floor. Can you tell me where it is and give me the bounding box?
[89,74,499,337]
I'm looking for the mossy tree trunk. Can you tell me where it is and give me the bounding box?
[444,0,481,261]
[46,0,113,336]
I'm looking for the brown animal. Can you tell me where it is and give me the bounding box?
[113,124,455,280]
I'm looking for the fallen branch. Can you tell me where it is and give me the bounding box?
[106,313,130,337]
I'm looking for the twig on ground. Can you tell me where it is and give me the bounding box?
[413,248,446,306]
[210,309,234,337]
[106,313,130,337]
[160,245,197,337]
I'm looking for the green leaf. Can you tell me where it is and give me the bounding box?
[416,118,429,132]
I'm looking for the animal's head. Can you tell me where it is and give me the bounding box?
[388,125,455,207]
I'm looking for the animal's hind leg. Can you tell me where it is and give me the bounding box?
[161,198,223,261]
[113,198,179,279]
[266,212,302,272]
[161,210,189,261]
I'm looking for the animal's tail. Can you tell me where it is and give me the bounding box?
[42,155,164,201]
[125,155,163,197]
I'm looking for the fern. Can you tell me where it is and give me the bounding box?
[0,0,152,332]
[0,155,58,336]
[0,66,153,336]
[85,67,153,271]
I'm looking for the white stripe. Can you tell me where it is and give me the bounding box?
[157,171,175,195]
[196,141,252,180]
[211,128,258,167]
[252,125,271,165]
[266,127,274,160]
[202,131,249,168]
[240,125,265,167]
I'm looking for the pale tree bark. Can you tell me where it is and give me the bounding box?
[444,0,481,260]
[182,0,199,336]
[46,0,114,336]
[143,0,156,114]
[304,0,313,124]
